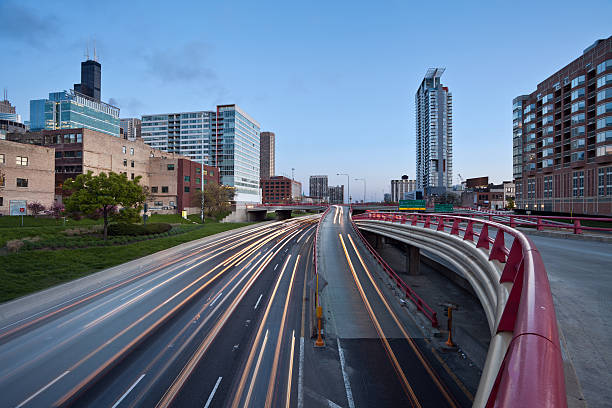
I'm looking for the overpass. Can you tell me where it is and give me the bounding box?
[348,210,567,407]
[245,203,328,221]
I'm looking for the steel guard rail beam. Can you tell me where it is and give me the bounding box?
[352,211,567,408]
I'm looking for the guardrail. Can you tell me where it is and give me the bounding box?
[348,212,438,327]
[352,211,567,408]
[449,212,612,235]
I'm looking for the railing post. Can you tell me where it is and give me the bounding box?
[574,219,582,234]
[510,216,516,229]
[536,217,544,231]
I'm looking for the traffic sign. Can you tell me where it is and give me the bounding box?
[399,199,426,211]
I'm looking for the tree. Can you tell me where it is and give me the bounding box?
[63,171,146,240]
[27,201,46,216]
[50,202,65,219]
[506,197,515,210]
[191,183,236,220]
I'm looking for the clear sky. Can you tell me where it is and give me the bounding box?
[1,0,610,201]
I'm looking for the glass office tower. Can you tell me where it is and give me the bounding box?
[214,105,261,202]
[29,90,120,137]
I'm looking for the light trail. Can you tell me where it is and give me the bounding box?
[338,233,421,408]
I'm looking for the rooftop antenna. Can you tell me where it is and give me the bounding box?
[93,39,97,62]
[3,88,7,101]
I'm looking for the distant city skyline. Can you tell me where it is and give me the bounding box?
[1,0,610,200]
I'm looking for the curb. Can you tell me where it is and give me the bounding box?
[518,228,612,243]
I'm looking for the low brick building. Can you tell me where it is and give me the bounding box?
[7,128,220,214]
[260,176,301,204]
[148,156,219,214]
[0,139,55,215]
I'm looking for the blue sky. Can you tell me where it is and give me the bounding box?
[1,0,610,201]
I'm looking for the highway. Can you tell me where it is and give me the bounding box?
[0,217,318,408]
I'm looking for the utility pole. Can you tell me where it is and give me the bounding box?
[355,178,366,203]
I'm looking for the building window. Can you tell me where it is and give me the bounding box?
[210,170,214,176]
[597,59,612,74]
[162,186,169,193]
[123,159,127,166]
[597,131,612,143]
[597,116,612,129]
[572,171,584,197]
[195,178,200,184]
[196,168,201,174]
[151,186,158,193]
[154,201,163,206]
[571,75,585,88]
[0,197,3,206]
[571,126,585,137]
[122,146,127,154]
[16,178,28,187]
[169,201,175,206]
[130,148,134,155]
[599,168,606,196]
[608,167,612,196]
[571,101,585,113]
[0,154,5,164]
[76,134,82,143]
[571,88,585,101]
[597,102,612,115]
[596,145,612,156]
[16,156,28,166]
[597,88,612,102]
[0,174,4,187]
[131,160,135,168]
[184,176,190,182]
[184,186,190,192]
[167,164,174,171]
[571,113,585,125]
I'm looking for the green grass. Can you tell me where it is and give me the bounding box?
[0,222,252,303]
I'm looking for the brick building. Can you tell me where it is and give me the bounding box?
[7,128,220,214]
[148,156,219,214]
[260,176,301,204]
[0,140,55,215]
[513,37,612,215]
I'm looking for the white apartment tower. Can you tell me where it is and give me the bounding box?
[415,68,453,194]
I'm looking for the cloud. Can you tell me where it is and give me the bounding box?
[106,97,145,117]
[0,1,60,48]
[142,41,217,82]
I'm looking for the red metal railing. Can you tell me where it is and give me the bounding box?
[352,211,567,408]
[348,212,438,327]
[448,212,612,235]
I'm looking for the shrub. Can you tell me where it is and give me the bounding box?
[108,223,172,236]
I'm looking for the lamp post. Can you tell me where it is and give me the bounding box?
[201,154,209,223]
[337,173,350,204]
[355,178,366,203]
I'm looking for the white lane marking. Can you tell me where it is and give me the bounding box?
[16,370,70,408]
[297,337,305,408]
[337,338,355,408]
[254,294,263,310]
[303,387,343,408]
[209,292,223,307]
[119,288,143,302]
[204,376,222,408]
[111,373,146,408]
[274,264,279,270]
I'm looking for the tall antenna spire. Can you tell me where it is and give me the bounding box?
[86,40,90,60]
[93,39,97,62]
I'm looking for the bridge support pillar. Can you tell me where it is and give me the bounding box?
[275,210,292,220]
[407,245,420,275]
[247,210,267,222]
[375,235,387,249]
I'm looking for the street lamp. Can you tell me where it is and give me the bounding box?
[337,173,350,204]
[354,178,366,203]
[201,154,209,223]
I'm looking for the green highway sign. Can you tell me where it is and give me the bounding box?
[434,204,454,212]
[399,199,426,211]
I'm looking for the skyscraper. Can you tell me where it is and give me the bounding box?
[260,131,275,179]
[74,59,102,101]
[120,118,142,141]
[214,105,261,202]
[415,68,453,195]
[309,175,328,199]
[328,185,344,204]
[391,175,417,202]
